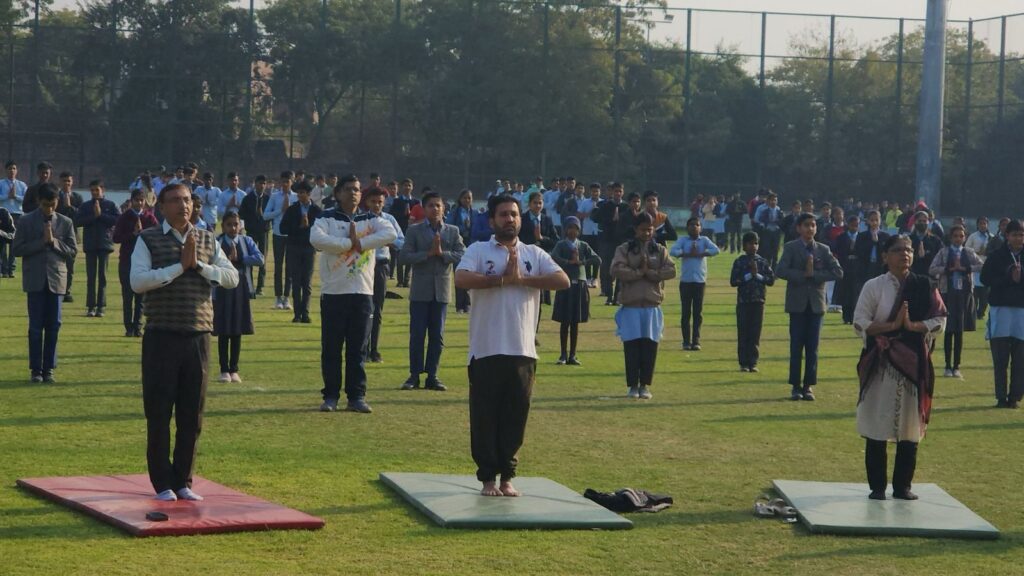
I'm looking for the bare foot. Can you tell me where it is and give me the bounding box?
[480,481,503,497]
[499,481,520,497]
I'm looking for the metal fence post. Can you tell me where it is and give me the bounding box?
[997,15,1006,124]
[682,9,691,203]
[612,6,621,181]
[894,18,904,188]
[540,1,548,177]
[915,0,948,214]
[757,11,766,188]
[962,19,973,203]
[824,14,835,188]
[391,0,401,176]
[8,23,15,162]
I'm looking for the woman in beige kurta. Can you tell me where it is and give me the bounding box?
[853,235,946,501]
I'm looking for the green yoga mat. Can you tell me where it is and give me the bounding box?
[773,480,999,539]
[380,472,633,530]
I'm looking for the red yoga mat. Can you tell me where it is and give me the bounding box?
[17,474,325,537]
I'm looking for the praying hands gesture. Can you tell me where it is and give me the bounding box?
[180,230,198,270]
[503,245,522,286]
[429,231,443,257]
[569,247,579,265]
[134,216,143,235]
[804,253,815,278]
[348,220,362,254]
[300,214,309,229]
[227,241,239,263]
[749,257,758,277]
[1012,261,1022,284]
[42,220,53,246]
[93,199,101,216]
[916,241,925,259]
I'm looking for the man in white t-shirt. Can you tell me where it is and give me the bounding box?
[454,194,569,497]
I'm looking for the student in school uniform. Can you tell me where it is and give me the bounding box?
[776,213,844,401]
[112,189,159,337]
[279,181,322,324]
[929,224,983,378]
[611,212,677,400]
[74,179,120,318]
[550,216,600,366]
[262,171,298,310]
[213,211,264,383]
[730,232,775,372]
[669,217,720,351]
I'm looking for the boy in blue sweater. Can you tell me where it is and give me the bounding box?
[669,217,720,350]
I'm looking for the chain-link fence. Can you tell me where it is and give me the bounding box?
[1,1,1021,213]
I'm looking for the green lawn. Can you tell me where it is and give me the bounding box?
[0,252,1020,575]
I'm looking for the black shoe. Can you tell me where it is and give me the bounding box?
[690,343,702,351]
[425,379,447,391]
[996,399,1009,408]
[748,366,759,373]
[63,293,74,303]
[368,352,382,363]
[300,315,311,324]
[801,387,815,401]
[319,398,338,412]
[134,328,143,337]
[42,371,55,384]
[566,356,581,366]
[292,316,301,323]
[401,377,420,390]
[1009,400,1021,409]
[868,491,886,500]
[95,308,104,318]
[892,490,918,501]
[30,371,43,383]
[346,398,373,413]
[125,329,134,337]
[254,289,264,297]
[790,387,803,401]
[556,355,567,365]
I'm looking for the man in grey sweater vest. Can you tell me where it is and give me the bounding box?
[130,183,238,502]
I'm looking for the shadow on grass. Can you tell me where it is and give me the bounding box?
[531,395,792,412]
[0,406,316,427]
[0,522,121,541]
[707,411,851,424]
[783,531,1023,557]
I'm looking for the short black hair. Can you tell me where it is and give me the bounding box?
[421,191,443,205]
[280,170,294,180]
[226,171,238,179]
[1004,219,1023,235]
[36,183,58,202]
[626,191,640,201]
[363,187,386,199]
[796,212,817,227]
[202,172,213,180]
[293,181,312,194]
[335,174,359,193]
[881,233,911,252]
[59,171,72,179]
[158,182,192,203]
[130,189,145,201]
[37,161,52,171]
[221,211,241,225]
[686,216,700,227]
[369,172,380,179]
[254,175,267,183]
[89,179,104,188]
[4,161,15,169]
[642,189,658,200]
[633,212,654,228]
[743,231,759,245]
[487,193,519,219]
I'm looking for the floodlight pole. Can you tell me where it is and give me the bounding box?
[914,0,948,214]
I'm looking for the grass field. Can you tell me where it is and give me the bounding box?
[0,251,1021,575]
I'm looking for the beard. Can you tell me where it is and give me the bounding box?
[494,225,518,242]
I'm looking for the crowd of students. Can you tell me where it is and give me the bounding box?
[2,165,1022,412]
